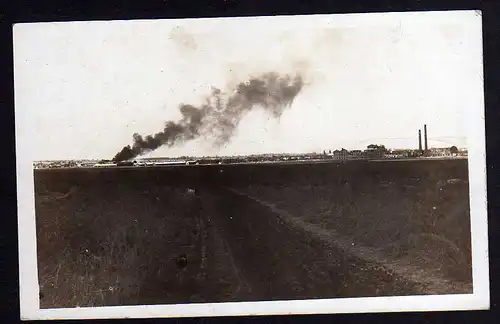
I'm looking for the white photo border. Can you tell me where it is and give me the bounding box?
[14,10,489,321]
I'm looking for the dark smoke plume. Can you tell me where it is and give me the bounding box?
[113,72,304,162]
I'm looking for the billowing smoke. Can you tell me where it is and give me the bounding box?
[112,72,304,162]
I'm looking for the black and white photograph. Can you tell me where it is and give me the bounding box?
[14,10,489,320]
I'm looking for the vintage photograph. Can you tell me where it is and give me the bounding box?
[14,10,488,320]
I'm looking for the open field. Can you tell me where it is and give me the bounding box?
[34,158,468,187]
[34,158,472,308]
[35,181,245,308]
[238,177,471,283]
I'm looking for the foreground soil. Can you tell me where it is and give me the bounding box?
[35,180,245,308]
[34,159,473,308]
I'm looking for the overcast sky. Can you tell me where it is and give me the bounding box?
[14,11,483,160]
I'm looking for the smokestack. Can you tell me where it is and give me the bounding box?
[424,124,428,151]
[418,129,422,152]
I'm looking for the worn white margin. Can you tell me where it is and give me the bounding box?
[14,10,489,321]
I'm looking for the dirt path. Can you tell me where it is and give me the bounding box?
[200,187,433,301]
[227,188,472,295]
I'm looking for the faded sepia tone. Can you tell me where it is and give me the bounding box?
[14,12,484,314]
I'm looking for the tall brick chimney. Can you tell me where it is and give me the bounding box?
[424,124,428,151]
[418,129,422,152]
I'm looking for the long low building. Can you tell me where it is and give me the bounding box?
[93,163,117,167]
[154,160,186,166]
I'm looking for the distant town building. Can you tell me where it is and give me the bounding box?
[349,150,363,159]
[332,148,348,160]
[389,149,409,158]
[364,144,386,159]
[458,148,468,157]
[429,147,452,157]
